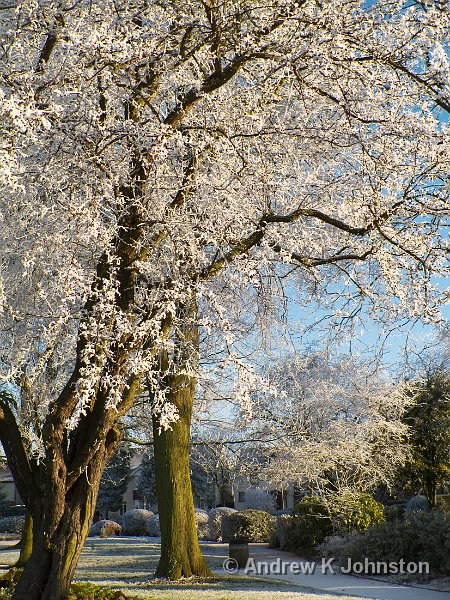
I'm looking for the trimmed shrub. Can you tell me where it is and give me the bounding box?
[222,509,275,543]
[278,515,332,553]
[0,515,25,535]
[405,494,429,514]
[208,507,237,541]
[88,520,122,537]
[334,493,385,532]
[269,525,279,548]
[109,513,123,526]
[287,496,332,551]
[121,509,153,535]
[343,510,450,574]
[317,534,357,560]
[146,514,161,537]
[195,509,210,540]
[274,514,296,549]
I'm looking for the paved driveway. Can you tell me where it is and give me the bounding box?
[242,545,450,600]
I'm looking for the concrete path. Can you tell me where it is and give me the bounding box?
[241,545,450,600]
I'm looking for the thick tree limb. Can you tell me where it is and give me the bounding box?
[198,205,390,280]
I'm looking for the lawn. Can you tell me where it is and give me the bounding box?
[0,537,366,600]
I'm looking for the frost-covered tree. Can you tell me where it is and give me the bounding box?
[247,352,411,504]
[190,433,249,507]
[0,0,449,597]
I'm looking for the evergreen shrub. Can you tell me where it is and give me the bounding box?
[334,493,385,532]
[121,509,153,535]
[405,494,429,514]
[287,496,332,551]
[88,520,122,537]
[344,511,450,574]
[208,507,237,541]
[222,509,275,543]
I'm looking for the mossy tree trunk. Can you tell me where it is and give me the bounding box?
[15,511,33,568]
[153,300,212,579]
[11,433,117,600]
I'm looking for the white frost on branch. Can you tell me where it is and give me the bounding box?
[0,0,448,443]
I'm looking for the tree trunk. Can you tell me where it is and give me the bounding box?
[152,301,212,579]
[11,442,112,600]
[153,375,212,579]
[423,476,437,508]
[15,511,33,568]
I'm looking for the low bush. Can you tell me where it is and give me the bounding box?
[405,494,429,514]
[145,511,214,539]
[110,514,123,526]
[146,514,160,537]
[208,507,237,541]
[317,534,357,560]
[287,496,332,551]
[384,504,405,522]
[121,509,153,536]
[222,509,275,543]
[68,583,127,599]
[195,509,210,540]
[274,515,296,550]
[343,510,450,575]
[0,516,24,535]
[2,506,25,518]
[0,576,132,599]
[89,520,122,538]
[334,493,385,533]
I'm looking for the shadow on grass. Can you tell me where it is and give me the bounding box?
[76,538,308,594]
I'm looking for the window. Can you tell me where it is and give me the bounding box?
[238,491,246,502]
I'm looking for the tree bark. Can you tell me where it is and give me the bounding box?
[153,376,212,579]
[152,301,212,580]
[423,475,437,508]
[11,436,115,600]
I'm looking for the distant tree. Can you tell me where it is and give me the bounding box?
[135,452,157,509]
[248,351,410,506]
[400,366,450,507]
[96,447,130,517]
[190,458,214,508]
[190,437,248,508]
[0,486,11,516]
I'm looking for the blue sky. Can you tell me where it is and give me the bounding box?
[281,277,450,369]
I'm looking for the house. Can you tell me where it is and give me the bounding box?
[232,476,296,511]
[0,464,22,508]
[121,450,148,513]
